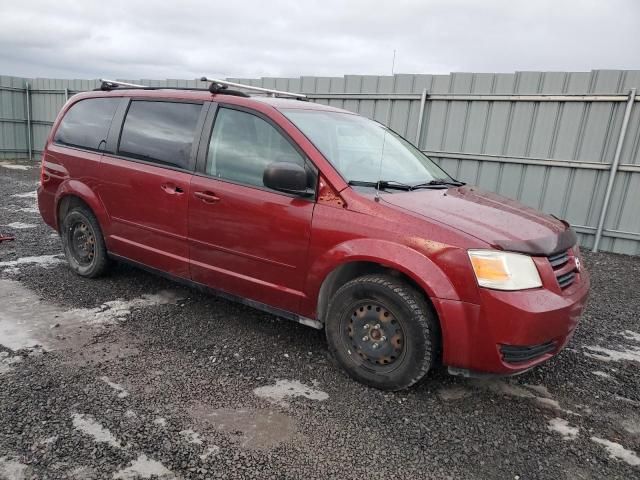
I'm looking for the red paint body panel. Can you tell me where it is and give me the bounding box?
[37,88,591,377]
[188,175,314,312]
[97,155,192,278]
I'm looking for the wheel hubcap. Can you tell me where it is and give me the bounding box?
[345,302,405,368]
[70,221,95,266]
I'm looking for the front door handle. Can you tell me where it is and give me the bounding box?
[194,191,220,203]
[161,183,184,195]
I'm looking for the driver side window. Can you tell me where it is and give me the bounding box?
[206,107,307,189]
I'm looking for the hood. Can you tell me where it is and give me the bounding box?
[381,186,576,256]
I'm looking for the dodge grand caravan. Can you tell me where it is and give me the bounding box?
[37,79,590,390]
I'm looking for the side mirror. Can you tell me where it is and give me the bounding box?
[263,162,312,196]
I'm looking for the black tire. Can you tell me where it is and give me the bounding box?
[60,205,109,278]
[325,274,439,391]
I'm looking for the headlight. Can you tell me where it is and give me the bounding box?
[467,250,542,291]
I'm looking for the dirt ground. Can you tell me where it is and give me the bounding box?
[1,159,639,479]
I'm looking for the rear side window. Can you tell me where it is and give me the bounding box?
[118,101,202,170]
[54,98,119,151]
[206,107,306,188]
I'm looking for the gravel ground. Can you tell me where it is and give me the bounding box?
[0,159,639,480]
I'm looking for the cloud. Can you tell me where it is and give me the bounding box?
[0,0,638,79]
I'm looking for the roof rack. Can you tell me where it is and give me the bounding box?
[200,77,307,99]
[96,78,250,97]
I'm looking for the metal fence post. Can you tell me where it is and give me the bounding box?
[414,88,428,146]
[64,88,69,102]
[25,81,33,161]
[592,88,637,253]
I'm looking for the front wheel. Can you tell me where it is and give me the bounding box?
[325,274,439,391]
[61,205,109,278]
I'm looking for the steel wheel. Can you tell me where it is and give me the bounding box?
[342,300,407,373]
[69,220,96,266]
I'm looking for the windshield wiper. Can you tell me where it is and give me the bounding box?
[412,178,466,188]
[348,180,414,191]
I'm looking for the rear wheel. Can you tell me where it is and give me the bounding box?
[325,274,438,391]
[61,205,109,278]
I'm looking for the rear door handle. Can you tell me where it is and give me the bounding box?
[161,183,184,195]
[194,191,220,203]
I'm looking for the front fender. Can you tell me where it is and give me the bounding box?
[303,238,463,316]
[55,180,110,232]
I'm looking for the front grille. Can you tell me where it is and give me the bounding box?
[547,249,576,289]
[547,251,569,268]
[500,341,556,364]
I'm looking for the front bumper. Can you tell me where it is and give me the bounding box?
[434,268,590,375]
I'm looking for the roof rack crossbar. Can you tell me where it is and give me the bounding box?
[99,79,147,89]
[200,77,307,99]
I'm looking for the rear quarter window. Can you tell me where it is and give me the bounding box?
[54,98,120,151]
[118,100,202,170]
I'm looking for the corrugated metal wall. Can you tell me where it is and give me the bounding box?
[1,71,639,255]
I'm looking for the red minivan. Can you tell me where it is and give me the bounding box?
[38,80,590,390]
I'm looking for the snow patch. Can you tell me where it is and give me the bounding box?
[592,370,611,378]
[112,454,174,479]
[0,456,28,479]
[100,376,129,398]
[179,429,203,445]
[0,254,64,272]
[67,291,182,325]
[153,417,167,427]
[124,410,137,418]
[200,446,220,461]
[0,163,31,170]
[11,190,37,198]
[253,379,328,405]
[71,413,123,449]
[547,418,579,440]
[0,352,23,374]
[621,330,640,342]
[584,345,640,363]
[591,437,640,466]
[3,222,37,229]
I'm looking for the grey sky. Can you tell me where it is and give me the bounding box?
[0,0,638,79]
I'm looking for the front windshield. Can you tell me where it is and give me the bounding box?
[282,109,452,185]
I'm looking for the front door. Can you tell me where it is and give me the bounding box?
[188,106,316,313]
[98,99,206,278]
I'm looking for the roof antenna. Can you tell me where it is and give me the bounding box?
[374,50,396,202]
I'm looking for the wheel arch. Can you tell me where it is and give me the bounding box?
[308,239,461,324]
[54,180,109,233]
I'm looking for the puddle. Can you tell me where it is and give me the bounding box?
[591,437,640,466]
[0,279,181,355]
[190,404,296,450]
[584,345,640,363]
[253,379,328,405]
[71,413,124,449]
[0,456,29,479]
[112,454,175,479]
[547,418,579,440]
[100,376,129,398]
